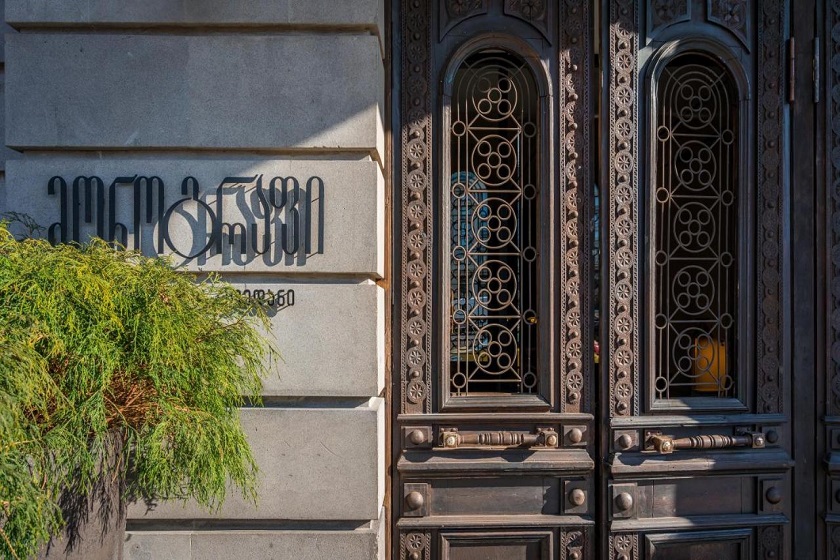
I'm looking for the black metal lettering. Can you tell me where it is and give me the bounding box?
[72,176,105,242]
[133,176,164,252]
[107,176,138,247]
[214,176,258,255]
[222,222,248,255]
[44,173,324,262]
[236,287,296,311]
[47,176,68,243]
[284,179,301,256]
[162,176,216,259]
[305,176,325,256]
[251,175,272,255]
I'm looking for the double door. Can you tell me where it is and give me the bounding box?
[392,1,822,557]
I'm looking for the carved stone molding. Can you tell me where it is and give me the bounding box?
[401,0,433,414]
[560,0,592,413]
[756,0,784,414]
[609,532,638,560]
[827,0,840,416]
[607,0,639,417]
[400,531,431,560]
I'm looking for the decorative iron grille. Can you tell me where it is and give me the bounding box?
[653,52,739,400]
[448,50,539,396]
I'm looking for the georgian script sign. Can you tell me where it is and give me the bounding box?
[238,287,295,311]
[45,174,324,264]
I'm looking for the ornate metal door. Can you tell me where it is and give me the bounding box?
[600,1,792,559]
[393,1,795,559]
[393,1,596,558]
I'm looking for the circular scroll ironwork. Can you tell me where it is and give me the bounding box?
[653,52,739,400]
[448,50,539,396]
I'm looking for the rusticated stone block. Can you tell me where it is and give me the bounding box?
[127,399,385,521]
[7,34,384,157]
[7,0,383,39]
[124,532,191,560]
[225,279,384,397]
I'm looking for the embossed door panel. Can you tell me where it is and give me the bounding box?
[642,528,754,559]
[393,0,595,558]
[600,1,792,558]
[440,531,552,560]
[398,527,592,560]
[610,526,782,559]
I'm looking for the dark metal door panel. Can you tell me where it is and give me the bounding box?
[393,0,596,558]
[610,525,783,559]
[397,526,592,560]
[600,1,793,558]
[643,529,754,560]
[440,531,552,560]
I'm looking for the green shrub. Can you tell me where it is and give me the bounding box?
[0,223,273,558]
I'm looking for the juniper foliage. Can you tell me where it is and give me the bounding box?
[0,223,273,559]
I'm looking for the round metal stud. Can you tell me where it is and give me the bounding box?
[569,428,584,444]
[546,434,559,447]
[615,492,634,512]
[405,491,425,511]
[765,487,782,505]
[569,488,586,507]
[617,434,633,450]
[408,430,426,445]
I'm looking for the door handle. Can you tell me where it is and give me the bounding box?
[439,428,559,449]
[646,431,766,454]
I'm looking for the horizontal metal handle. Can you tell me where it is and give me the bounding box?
[648,431,765,454]
[440,429,559,449]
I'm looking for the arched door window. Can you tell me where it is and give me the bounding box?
[652,51,742,403]
[447,49,540,397]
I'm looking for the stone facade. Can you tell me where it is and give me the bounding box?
[1,1,387,558]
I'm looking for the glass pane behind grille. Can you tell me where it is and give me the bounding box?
[653,52,739,400]
[449,50,539,397]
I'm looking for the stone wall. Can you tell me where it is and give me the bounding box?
[1,2,386,558]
